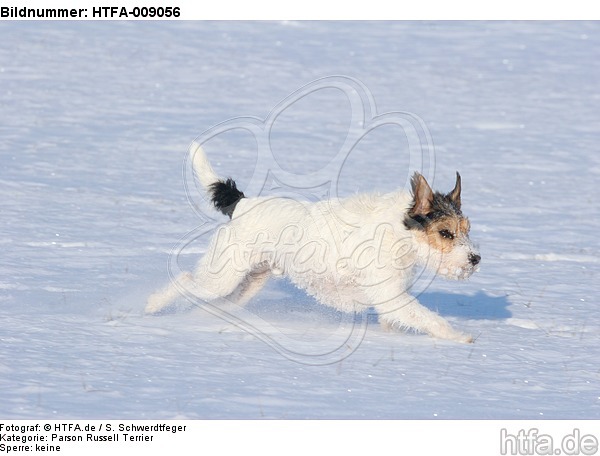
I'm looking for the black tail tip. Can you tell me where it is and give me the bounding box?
[209,178,245,218]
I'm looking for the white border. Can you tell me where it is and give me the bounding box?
[1,0,598,20]
[2,420,600,456]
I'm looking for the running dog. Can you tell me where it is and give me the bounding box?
[146,143,481,343]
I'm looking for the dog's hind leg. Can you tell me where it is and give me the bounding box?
[146,271,194,314]
[145,264,253,315]
[146,225,268,314]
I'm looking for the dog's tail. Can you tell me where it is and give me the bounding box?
[189,142,245,218]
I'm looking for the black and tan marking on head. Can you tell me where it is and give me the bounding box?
[404,172,471,253]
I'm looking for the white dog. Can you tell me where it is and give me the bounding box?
[146,143,480,343]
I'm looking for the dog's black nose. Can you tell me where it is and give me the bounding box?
[469,253,481,266]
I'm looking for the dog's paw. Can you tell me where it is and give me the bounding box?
[145,293,167,315]
[437,329,474,344]
[432,327,474,344]
[455,333,474,344]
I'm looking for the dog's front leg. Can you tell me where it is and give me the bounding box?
[376,294,473,343]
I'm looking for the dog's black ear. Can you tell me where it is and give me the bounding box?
[449,171,461,210]
[410,172,434,216]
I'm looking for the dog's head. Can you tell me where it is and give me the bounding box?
[404,172,480,279]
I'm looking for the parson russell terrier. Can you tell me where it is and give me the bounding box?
[146,143,481,343]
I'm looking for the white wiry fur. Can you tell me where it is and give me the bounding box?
[147,144,479,343]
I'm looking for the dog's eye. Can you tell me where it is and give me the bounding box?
[439,229,454,240]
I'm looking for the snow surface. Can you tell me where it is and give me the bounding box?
[1,21,599,419]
